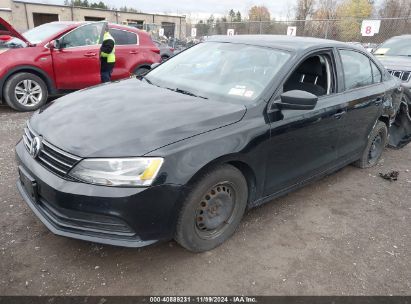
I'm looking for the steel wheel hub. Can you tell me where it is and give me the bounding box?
[15,79,43,107]
[369,133,382,162]
[195,183,236,237]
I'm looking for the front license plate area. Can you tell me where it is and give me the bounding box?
[19,166,38,203]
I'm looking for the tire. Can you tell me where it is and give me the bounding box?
[133,67,150,77]
[161,55,169,62]
[175,164,248,252]
[354,121,388,168]
[4,72,48,112]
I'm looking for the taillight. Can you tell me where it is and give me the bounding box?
[150,48,160,54]
[170,48,175,52]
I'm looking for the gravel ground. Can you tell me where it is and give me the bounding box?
[0,104,410,296]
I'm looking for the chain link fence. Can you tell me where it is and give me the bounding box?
[186,17,411,44]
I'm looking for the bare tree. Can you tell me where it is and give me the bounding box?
[378,0,411,36]
[294,0,316,34]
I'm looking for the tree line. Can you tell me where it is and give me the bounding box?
[193,0,410,41]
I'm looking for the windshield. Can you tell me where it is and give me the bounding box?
[145,42,291,103]
[5,23,69,47]
[374,37,411,57]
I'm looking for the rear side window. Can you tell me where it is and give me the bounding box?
[109,29,138,45]
[339,50,373,90]
[370,60,382,83]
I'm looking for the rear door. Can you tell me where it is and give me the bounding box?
[336,49,386,159]
[109,28,139,80]
[51,22,105,89]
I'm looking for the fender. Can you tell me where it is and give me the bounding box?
[0,65,57,101]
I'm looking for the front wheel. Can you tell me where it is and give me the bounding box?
[3,73,48,112]
[354,121,388,168]
[175,164,248,252]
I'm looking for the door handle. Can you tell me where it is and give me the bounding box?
[334,110,347,119]
[84,52,97,57]
[129,51,138,54]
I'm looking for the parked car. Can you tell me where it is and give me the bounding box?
[16,36,409,252]
[374,35,411,147]
[153,40,174,61]
[0,18,161,111]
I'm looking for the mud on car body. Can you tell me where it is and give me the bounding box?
[16,36,410,252]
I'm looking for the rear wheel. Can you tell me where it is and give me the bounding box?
[4,73,48,112]
[175,165,248,252]
[354,121,388,168]
[133,67,150,77]
[161,55,169,62]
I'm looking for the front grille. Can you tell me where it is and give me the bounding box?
[39,198,135,237]
[23,123,81,178]
[387,70,411,82]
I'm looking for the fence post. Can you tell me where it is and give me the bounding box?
[324,20,330,39]
[259,21,262,34]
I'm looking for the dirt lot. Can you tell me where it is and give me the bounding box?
[0,105,410,296]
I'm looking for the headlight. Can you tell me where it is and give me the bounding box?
[69,157,164,187]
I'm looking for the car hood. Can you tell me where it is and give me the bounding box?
[0,17,31,46]
[30,79,246,158]
[376,55,411,71]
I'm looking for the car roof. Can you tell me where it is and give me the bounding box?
[47,21,141,32]
[207,35,356,52]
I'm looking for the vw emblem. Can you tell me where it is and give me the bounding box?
[29,136,42,158]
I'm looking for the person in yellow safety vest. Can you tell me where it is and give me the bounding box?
[100,24,116,83]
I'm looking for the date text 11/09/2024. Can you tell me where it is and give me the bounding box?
[149,296,257,303]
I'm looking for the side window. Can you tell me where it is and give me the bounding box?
[61,23,104,48]
[370,60,382,83]
[283,54,335,97]
[339,50,373,90]
[109,29,138,45]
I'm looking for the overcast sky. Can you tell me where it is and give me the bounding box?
[22,0,294,20]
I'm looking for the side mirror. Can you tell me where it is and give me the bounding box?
[52,39,63,49]
[151,63,160,69]
[278,90,318,110]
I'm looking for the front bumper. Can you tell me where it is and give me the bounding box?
[15,141,185,247]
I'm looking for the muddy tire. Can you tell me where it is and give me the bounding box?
[175,165,248,252]
[354,121,388,168]
[4,73,48,112]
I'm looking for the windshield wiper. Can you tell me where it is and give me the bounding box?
[141,76,152,84]
[167,87,208,100]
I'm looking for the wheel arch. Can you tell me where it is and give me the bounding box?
[132,63,152,73]
[378,115,390,129]
[0,66,56,101]
[184,155,258,207]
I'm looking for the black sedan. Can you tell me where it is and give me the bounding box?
[16,36,407,252]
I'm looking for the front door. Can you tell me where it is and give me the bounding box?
[263,51,346,196]
[264,95,346,196]
[51,22,105,89]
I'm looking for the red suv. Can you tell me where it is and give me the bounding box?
[0,18,161,111]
